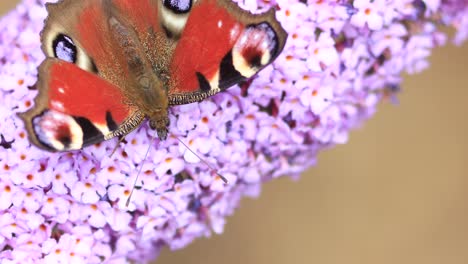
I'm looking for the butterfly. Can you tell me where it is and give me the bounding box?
[20,0,287,152]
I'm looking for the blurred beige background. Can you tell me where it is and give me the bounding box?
[2,2,468,264]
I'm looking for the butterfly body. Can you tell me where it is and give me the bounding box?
[20,0,287,151]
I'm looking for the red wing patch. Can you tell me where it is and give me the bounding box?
[112,0,161,36]
[47,60,130,125]
[21,59,136,151]
[169,0,244,94]
[77,2,111,68]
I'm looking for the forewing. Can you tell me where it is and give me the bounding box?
[41,0,163,97]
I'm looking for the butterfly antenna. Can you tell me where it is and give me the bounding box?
[126,133,157,207]
[176,137,228,184]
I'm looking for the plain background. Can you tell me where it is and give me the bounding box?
[2,1,468,263]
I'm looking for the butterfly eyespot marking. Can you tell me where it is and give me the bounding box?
[160,0,191,38]
[44,29,97,73]
[52,34,77,63]
[231,22,280,78]
[163,0,192,13]
[32,110,84,151]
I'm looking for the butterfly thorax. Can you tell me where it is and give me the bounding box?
[109,16,170,139]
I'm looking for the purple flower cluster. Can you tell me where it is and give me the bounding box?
[0,0,467,262]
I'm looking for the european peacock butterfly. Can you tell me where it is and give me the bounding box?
[20,0,287,151]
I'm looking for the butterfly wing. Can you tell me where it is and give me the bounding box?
[20,59,143,151]
[21,0,150,151]
[164,0,287,105]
